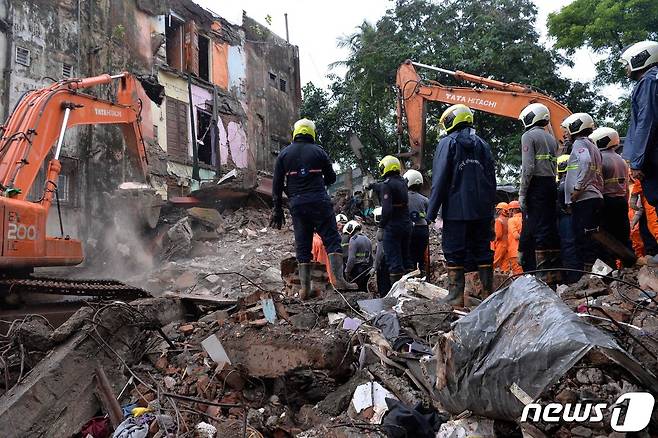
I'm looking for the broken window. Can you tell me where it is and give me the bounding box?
[198,34,210,81]
[279,78,287,92]
[27,156,78,206]
[196,109,213,166]
[57,174,69,203]
[269,72,276,83]
[165,16,184,70]
[15,47,30,67]
[62,63,73,79]
[166,97,189,162]
[183,20,199,76]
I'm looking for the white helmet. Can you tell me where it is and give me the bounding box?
[620,41,658,73]
[373,207,382,224]
[403,169,423,188]
[589,127,620,150]
[335,214,348,224]
[561,113,595,136]
[519,103,550,129]
[343,220,361,235]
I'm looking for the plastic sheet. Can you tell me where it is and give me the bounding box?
[434,275,658,420]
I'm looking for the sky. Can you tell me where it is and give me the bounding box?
[197,0,615,97]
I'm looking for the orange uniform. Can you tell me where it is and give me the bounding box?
[312,233,335,284]
[632,180,658,241]
[507,212,523,274]
[492,215,509,270]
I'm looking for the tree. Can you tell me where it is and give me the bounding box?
[547,0,658,86]
[303,0,602,180]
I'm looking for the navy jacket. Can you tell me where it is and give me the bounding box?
[379,174,411,228]
[272,140,336,208]
[623,66,658,171]
[427,127,496,221]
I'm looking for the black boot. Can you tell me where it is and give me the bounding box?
[535,250,550,284]
[548,249,563,285]
[389,273,403,286]
[478,264,494,299]
[443,266,465,307]
[328,253,358,290]
[298,262,312,300]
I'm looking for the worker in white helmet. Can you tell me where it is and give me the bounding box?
[403,169,430,276]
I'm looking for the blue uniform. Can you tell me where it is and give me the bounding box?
[272,140,341,263]
[623,66,658,206]
[428,127,496,266]
[379,174,412,275]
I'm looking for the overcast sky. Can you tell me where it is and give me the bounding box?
[197,0,612,96]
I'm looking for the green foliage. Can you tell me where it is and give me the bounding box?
[547,0,658,85]
[303,0,605,180]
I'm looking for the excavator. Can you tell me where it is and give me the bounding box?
[0,72,165,309]
[395,59,572,171]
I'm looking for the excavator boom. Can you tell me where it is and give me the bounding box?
[396,60,572,170]
[0,72,162,269]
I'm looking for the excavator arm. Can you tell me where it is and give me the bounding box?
[0,72,162,269]
[396,60,572,170]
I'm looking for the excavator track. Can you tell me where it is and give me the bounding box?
[0,276,149,299]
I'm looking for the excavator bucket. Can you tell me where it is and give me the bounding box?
[107,182,164,229]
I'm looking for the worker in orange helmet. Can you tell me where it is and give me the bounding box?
[492,202,509,271]
[507,200,524,274]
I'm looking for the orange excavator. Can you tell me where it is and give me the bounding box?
[396,60,572,170]
[0,72,164,304]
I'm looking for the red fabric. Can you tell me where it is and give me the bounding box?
[79,416,111,438]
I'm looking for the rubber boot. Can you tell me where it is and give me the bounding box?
[478,264,494,299]
[328,253,357,290]
[548,249,563,284]
[442,266,465,307]
[298,262,312,300]
[535,250,550,284]
[389,273,403,286]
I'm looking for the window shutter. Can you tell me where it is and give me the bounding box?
[166,98,189,161]
[184,20,199,76]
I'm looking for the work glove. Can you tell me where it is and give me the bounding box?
[269,206,285,230]
[518,195,526,212]
[630,193,640,211]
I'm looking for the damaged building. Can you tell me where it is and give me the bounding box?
[0,0,300,243]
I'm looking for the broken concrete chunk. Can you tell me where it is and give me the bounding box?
[436,416,495,438]
[179,324,195,335]
[187,207,224,229]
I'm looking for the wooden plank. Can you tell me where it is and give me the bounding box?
[164,291,238,306]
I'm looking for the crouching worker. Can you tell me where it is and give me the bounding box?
[344,220,373,291]
[270,118,356,299]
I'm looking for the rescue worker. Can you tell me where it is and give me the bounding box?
[562,113,604,274]
[631,178,658,262]
[557,154,582,283]
[518,103,561,283]
[427,104,496,306]
[336,214,348,233]
[337,213,351,259]
[492,202,509,271]
[590,127,634,267]
[344,220,373,291]
[629,185,646,258]
[403,169,430,276]
[372,207,391,297]
[378,155,413,284]
[620,41,658,206]
[507,200,524,275]
[270,118,356,298]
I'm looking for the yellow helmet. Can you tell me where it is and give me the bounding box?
[439,104,474,134]
[557,154,570,174]
[378,155,401,177]
[292,118,316,141]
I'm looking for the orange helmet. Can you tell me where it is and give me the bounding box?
[495,202,509,211]
[508,200,521,210]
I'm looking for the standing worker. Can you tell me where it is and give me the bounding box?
[344,220,373,291]
[590,127,634,267]
[518,103,561,283]
[378,155,413,284]
[562,113,604,274]
[557,154,581,283]
[507,200,524,275]
[270,118,356,299]
[403,169,430,276]
[372,207,391,296]
[620,41,658,206]
[492,202,509,271]
[427,104,497,306]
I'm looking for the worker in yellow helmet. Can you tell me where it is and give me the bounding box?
[427,104,496,306]
[271,118,356,299]
[373,155,413,286]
